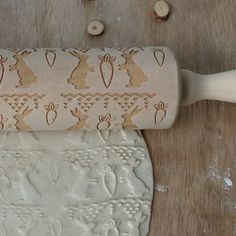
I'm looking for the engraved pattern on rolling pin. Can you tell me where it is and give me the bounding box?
[0,47,179,130]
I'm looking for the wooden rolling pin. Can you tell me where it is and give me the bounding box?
[0,47,235,131]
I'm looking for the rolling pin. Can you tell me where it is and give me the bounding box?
[0,47,235,131]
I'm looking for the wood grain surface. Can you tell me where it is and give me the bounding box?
[0,0,235,235]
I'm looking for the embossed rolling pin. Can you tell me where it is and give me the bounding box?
[0,47,235,131]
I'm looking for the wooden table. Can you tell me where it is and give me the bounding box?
[0,0,235,235]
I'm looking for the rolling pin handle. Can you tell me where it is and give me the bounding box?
[181,69,236,106]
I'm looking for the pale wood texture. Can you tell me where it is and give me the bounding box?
[181,70,236,105]
[0,0,235,235]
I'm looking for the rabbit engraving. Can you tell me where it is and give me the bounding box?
[122,106,142,129]
[127,211,147,236]
[68,50,95,89]
[68,108,89,130]
[14,107,33,131]
[118,49,148,87]
[9,50,37,88]
[120,157,149,197]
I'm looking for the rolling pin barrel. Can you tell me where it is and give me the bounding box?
[0,47,180,130]
[0,47,235,131]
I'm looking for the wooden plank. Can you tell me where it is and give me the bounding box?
[0,0,235,235]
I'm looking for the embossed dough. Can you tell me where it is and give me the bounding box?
[0,130,153,236]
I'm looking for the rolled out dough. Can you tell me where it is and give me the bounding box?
[0,130,153,236]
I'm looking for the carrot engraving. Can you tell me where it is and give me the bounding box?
[154,101,168,124]
[45,102,59,126]
[153,48,165,67]
[45,49,56,68]
[98,54,116,88]
[97,113,113,129]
